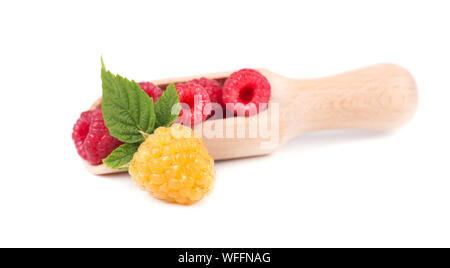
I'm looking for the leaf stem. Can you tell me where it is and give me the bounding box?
[138,131,150,140]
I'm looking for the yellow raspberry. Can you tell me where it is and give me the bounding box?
[129,124,215,204]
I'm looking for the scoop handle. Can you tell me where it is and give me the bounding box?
[281,64,418,142]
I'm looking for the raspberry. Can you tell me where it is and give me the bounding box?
[223,68,271,116]
[129,124,215,204]
[138,82,163,103]
[175,82,211,126]
[72,109,122,165]
[190,77,224,108]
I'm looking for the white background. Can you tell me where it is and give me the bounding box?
[0,0,449,248]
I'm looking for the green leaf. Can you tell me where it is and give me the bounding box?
[103,143,140,169]
[101,63,156,143]
[155,83,181,128]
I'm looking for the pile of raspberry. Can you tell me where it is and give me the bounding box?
[174,68,271,124]
[72,68,271,165]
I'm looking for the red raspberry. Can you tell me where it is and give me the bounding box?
[72,109,123,165]
[138,82,163,103]
[175,82,211,126]
[223,68,271,116]
[190,77,224,108]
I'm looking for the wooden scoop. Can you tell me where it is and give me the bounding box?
[85,64,418,175]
